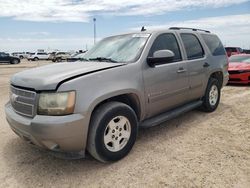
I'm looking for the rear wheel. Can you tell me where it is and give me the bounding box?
[11,59,19,64]
[34,57,39,61]
[201,78,221,112]
[87,102,138,162]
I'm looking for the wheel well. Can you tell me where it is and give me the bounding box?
[92,94,141,121]
[210,71,223,88]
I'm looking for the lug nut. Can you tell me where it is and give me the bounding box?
[119,133,122,137]
[119,128,122,131]
[116,126,119,130]
[112,130,115,133]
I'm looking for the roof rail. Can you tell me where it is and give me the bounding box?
[169,27,210,33]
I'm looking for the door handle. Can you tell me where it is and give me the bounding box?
[177,67,187,73]
[203,62,210,68]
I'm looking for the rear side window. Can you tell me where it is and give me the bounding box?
[181,34,204,60]
[202,34,225,56]
[149,33,182,62]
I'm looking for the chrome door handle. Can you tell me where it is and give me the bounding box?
[177,68,187,73]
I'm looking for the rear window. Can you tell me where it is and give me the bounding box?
[181,34,204,60]
[201,34,225,56]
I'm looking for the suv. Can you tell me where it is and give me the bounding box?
[5,27,228,162]
[0,52,20,64]
[225,47,243,57]
[52,52,71,62]
[28,52,49,61]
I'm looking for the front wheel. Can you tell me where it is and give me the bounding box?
[201,78,221,112]
[87,102,138,162]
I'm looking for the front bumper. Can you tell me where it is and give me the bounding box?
[229,72,250,84]
[5,102,88,154]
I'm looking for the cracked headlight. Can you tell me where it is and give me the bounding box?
[38,91,76,115]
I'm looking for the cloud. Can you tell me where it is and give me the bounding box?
[0,0,249,22]
[132,14,250,48]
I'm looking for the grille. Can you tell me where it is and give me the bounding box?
[229,70,250,74]
[228,71,241,74]
[229,78,241,81]
[10,86,36,117]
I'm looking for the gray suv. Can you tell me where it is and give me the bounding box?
[5,27,229,162]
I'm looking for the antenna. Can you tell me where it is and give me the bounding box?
[141,26,146,32]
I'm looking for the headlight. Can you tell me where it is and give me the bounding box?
[38,91,76,115]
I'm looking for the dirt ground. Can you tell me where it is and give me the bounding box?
[0,60,249,188]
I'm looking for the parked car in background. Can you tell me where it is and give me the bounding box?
[52,52,71,62]
[48,52,57,60]
[225,47,243,57]
[27,53,35,61]
[28,52,49,61]
[243,49,250,54]
[228,54,250,84]
[0,52,20,64]
[67,52,86,62]
[5,27,228,162]
[12,52,31,59]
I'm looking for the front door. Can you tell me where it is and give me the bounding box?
[143,33,189,117]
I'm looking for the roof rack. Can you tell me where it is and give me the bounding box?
[169,27,210,33]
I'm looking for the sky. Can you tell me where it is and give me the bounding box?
[0,0,249,52]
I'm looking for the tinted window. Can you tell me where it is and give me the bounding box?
[201,34,225,56]
[149,33,182,62]
[225,47,237,52]
[181,34,204,60]
[37,53,47,55]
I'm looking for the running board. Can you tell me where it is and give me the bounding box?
[140,100,203,128]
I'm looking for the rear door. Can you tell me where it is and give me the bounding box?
[179,33,207,101]
[143,33,189,117]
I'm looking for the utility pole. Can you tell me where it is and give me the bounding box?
[93,18,96,45]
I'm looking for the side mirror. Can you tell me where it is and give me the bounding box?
[147,50,175,67]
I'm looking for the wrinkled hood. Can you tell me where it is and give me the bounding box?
[11,61,125,91]
[228,62,250,71]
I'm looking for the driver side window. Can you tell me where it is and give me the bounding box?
[149,33,182,62]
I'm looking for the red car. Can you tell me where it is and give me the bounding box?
[228,54,250,84]
[225,47,243,57]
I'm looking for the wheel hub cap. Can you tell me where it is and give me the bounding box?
[104,116,131,152]
[209,85,218,106]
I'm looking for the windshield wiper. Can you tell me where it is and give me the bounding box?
[89,57,118,63]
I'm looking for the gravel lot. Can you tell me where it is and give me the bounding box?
[0,60,250,188]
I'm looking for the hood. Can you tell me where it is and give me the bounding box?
[228,62,250,71]
[11,61,125,91]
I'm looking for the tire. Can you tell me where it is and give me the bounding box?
[34,57,39,61]
[11,59,19,64]
[201,78,221,112]
[56,58,62,62]
[19,56,23,59]
[87,102,138,162]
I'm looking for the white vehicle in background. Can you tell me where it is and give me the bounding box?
[28,52,49,61]
[12,52,30,59]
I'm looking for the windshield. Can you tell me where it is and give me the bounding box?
[83,33,150,63]
[229,55,250,63]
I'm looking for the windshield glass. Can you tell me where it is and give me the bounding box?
[83,33,150,63]
[229,55,250,63]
